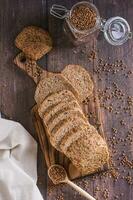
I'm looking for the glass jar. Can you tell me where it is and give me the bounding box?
[50,1,132,46]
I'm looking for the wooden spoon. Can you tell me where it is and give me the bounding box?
[48,164,96,200]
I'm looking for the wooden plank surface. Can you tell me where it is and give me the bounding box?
[0,0,133,200]
[0,0,48,198]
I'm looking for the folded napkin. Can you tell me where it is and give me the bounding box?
[0,114,44,200]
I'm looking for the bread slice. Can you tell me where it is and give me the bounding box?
[44,100,80,124]
[38,90,76,119]
[15,26,52,60]
[62,65,94,102]
[45,108,85,133]
[65,125,109,174]
[50,117,88,150]
[60,127,82,153]
[35,73,80,105]
[60,125,94,153]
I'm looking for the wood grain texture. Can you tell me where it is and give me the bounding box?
[0,0,133,200]
[92,1,133,200]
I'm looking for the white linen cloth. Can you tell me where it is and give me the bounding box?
[0,115,44,200]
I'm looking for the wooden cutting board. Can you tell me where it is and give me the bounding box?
[14,52,110,180]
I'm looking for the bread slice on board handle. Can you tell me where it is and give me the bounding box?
[14,52,52,84]
[62,64,94,102]
[15,26,53,60]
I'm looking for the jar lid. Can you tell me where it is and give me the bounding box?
[102,16,132,46]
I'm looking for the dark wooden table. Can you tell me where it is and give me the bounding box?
[0,0,133,200]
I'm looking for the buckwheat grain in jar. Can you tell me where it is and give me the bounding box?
[50,1,100,45]
[50,1,132,46]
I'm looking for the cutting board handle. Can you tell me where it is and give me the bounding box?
[14,52,45,84]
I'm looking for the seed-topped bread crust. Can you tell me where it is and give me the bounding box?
[62,64,94,102]
[15,26,52,60]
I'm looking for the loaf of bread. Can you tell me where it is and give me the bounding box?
[37,88,109,174]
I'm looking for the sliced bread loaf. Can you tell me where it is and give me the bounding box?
[65,126,109,174]
[35,73,80,105]
[62,65,94,102]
